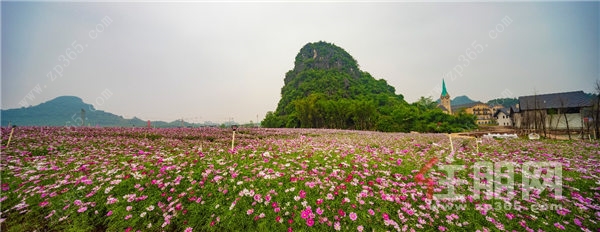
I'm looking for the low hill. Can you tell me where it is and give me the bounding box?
[0,96,197,127]
[487,98,519,108]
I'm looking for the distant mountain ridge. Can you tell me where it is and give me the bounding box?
[436,95,476,106]
[0,96,199,127]
[435,95,518,108]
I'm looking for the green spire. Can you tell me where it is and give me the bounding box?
[441,79,449,97]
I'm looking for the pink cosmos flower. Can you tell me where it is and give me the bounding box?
[338,209,345,217]
[299,190,306,199]
[334,221,341,231]
[247,209,254,215]
[554,223,565,230]
[316,207,324,215]
[45,210,56,219]
[39,201,49,207]
[326,193,334,200]
[106,210,113,216]
[124,214,132,220]
[77,207,87,213]
[349,212,357,221]
[306,218,315,227]
[301,209,310,219]
[184,227,193,232]
[368,209,375,216]
[574,218,582,227]
[382,213,389,220]
[556,208,570,216]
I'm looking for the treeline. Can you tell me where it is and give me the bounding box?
[263,93,477,133]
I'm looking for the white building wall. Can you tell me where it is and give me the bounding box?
[496,112,512,126]
[547,113,583,130]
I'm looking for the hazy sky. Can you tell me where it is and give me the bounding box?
[2,1,598,123]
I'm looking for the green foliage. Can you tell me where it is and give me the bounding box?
[487,97,519,108]
[265,41,477,133]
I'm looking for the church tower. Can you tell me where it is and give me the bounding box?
[440,79,452,114]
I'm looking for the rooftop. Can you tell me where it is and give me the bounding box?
[518,91,592,111]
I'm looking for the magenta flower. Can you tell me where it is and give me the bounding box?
[438,226,446,231]
[106,210,113,216]
[124,214,132,220]
[299,190,306,199]
[368,209,375,216]
[336,209,345,217]
[306,218,314,227]
[184,227,193,232]
[554,222,565,230]
[39,201,49,207]
[77,207,87,213]
[556,208,570,216]
[301,209,310,219]
[382,213,389,220]
[574,218,582,227]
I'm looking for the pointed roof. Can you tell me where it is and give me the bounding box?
[441,79,449,97]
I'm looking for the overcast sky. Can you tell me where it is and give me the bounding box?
[2,1,598,123]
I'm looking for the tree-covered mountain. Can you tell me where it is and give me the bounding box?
[263,41,476,132]
[451,95,476,106]
[0,96,199,127]
[487,98,519,108]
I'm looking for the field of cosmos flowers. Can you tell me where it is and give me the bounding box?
[1,126,599,232]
